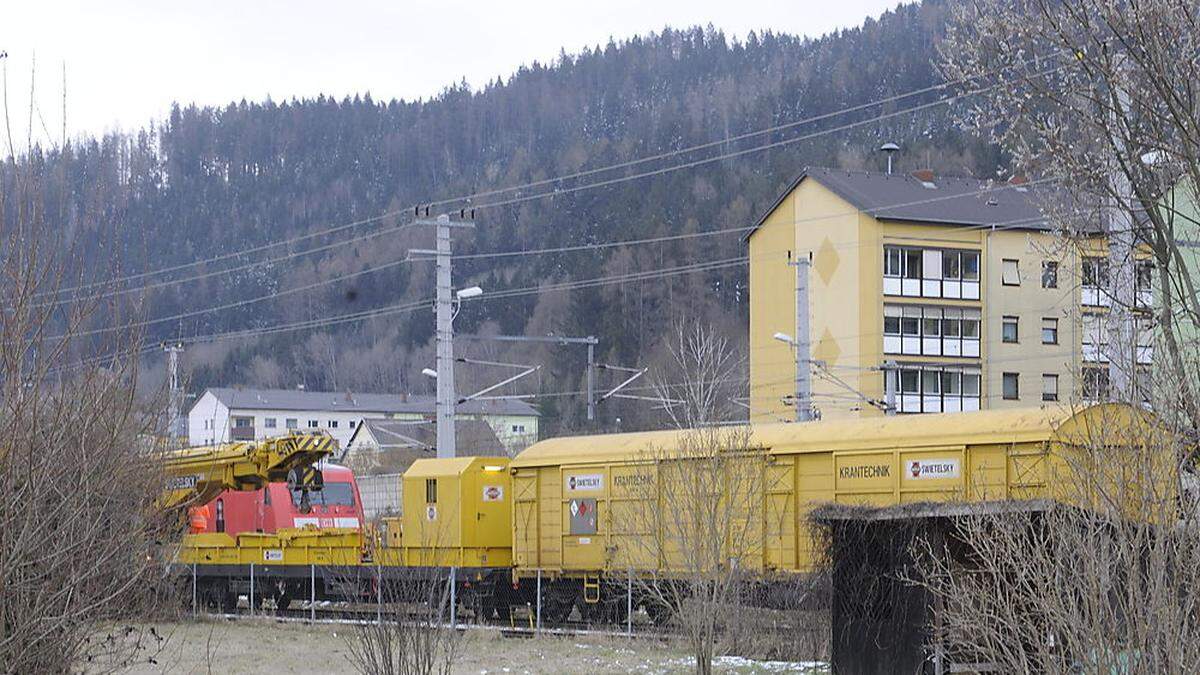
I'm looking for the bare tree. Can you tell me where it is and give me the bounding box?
[0,129,176,671]
[939,0,1200,425]
[910,404,1194,673]
[650,320,745,429]
[615,426,768,675]
[344,523,461,675]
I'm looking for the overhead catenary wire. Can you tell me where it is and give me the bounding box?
[40,53,1068,303]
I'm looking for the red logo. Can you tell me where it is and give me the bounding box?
[910,461,921,478]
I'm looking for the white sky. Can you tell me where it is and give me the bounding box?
[1,0,907,145]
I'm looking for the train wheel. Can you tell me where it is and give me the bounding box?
[274,590,293,612]
[644,600,671,626]
[219,589,238,614]
[541,597,573,626]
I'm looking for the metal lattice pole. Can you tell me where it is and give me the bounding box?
[310,564,316,621]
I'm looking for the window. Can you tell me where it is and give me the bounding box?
[1002,259,1021,286]
[891,366,982,413]
[922,314,941,338]
[1042,261,1059,288]
[1042,374,1059,402]
[1083,257,1109,288]
[942,313,961,338]
[285,418,298,430]
[1002,316,1019,343]
[884,247,903,276]
[1083,367,1111,400]
[425,479,438,504]
[307,420,319,429]
[942,251,962,280]
[329,420,339,428]
[233,416,252,428]
[349,420,357,428]
[962,252,980,281]
[511,424,526,433]
[904,249,923,279]
[900,369,920,394]
[264,417,277,429]
[884,312,901,335]
[963,372,981,397]
[1041,318,1059,345]
[941,371,961,395]
[961,315,980,340]
[296,481,355,507]
[902,312,920,337]
[204,419,211,430]
[1136,260,1153,291]
[1003,372,1020,400]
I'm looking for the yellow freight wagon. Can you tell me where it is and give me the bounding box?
[377,456,513,569]
[509,403,1171,580]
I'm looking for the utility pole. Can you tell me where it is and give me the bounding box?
[1107,69,1137,402]
[162,341,185,440]
[411,213,475,458]
[792,255,814,422]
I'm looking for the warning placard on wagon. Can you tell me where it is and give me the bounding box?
[564,473,604,492]
[905,458,961,480]
[482,485,504,502]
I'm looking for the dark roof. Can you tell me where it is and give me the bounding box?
[197,387,538,417]
[746,167,1053,241]
[344,418,503,459]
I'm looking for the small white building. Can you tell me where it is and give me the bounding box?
[187,386,539,453]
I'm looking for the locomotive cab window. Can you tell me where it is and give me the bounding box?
[425,479,438,504]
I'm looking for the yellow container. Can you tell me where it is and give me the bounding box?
[508,404,1173,578]
[383,456,512,568]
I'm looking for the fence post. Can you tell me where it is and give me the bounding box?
[249,563,254,617]
[310,564,316,622]
[449,566,456,627]
[376,564,383,624]
[191,563,197,617]
[536,569,542,634]
[626,568,633,637]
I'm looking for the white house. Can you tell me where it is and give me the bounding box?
[187,386,539,453]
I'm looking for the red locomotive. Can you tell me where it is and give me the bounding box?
[189,464,364,535]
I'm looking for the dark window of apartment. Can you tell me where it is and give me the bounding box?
[264,417,277,429]
[286,418,298,429]
[943,251,961,280]
[1042,374,1059,402]
[1003,373,1020,400]
[233,416,252,428]
[349,420,357,428]
[963,252,980,281]
[1083,367,1111,400]
[901,314,920,336]
[922,315,941,337]
[884,313,901,335]
[425,479,438,504]
[1041,318,1059,345]
[308,420,319,428]
[1042,261,1059,288]
[900,369,920,394]
[942,371,962,395]
[884,247,903,276]
[329,420,339,428]
[904,249,923,279]
[1083,258,1109,288]
[1002,316,1019,343]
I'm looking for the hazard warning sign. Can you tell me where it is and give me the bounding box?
[569,498,597,535]
[482,485,504,502]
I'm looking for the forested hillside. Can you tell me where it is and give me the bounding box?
[5,0,1002,433]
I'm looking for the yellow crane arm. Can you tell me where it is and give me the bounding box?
[159,432,336,510]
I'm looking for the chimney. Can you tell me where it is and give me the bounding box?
[880,142,900,175]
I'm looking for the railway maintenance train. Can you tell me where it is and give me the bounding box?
[190,464,365,536]
[172,403,1176,623]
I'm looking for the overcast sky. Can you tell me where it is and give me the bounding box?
[1,0,907,145]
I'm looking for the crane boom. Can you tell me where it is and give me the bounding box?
[160,432,336,510]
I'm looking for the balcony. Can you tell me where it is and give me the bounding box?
[230,426,256,441]
[884,305,982,358]
[883,246,981,300]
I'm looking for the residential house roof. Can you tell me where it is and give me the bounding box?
[745,166,1059,241]
[194,386,538,418]
[341,418,504,468]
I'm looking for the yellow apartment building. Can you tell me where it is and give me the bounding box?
[747,167,1152,422]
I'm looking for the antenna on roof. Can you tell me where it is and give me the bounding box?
[880,142,900,175]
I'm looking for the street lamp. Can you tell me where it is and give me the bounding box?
[774,332,795,345]
[452,286,484,320]
[421,368,438,379]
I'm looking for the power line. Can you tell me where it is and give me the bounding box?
[43,56,1065,301]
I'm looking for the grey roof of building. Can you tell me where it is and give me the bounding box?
[746,167,1059,241]
[344,418,503,460]
[198,386,538,417]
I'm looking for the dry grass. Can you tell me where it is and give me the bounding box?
[101,619,829,674]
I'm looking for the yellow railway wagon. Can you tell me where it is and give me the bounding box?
[376,456,514,569]
[508,404,1170,579]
